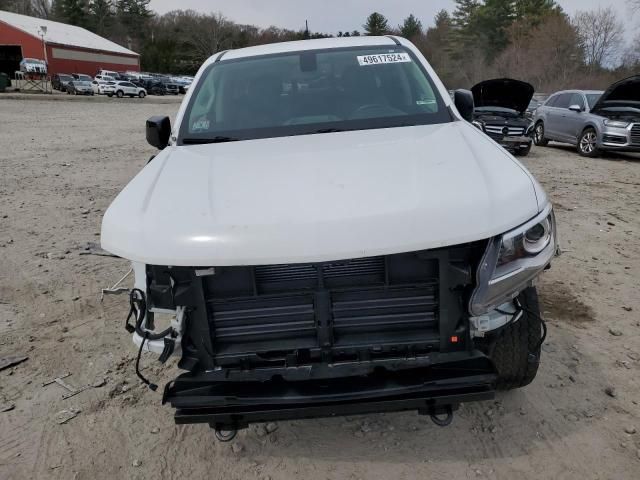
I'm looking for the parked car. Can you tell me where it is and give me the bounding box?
[107,81,147,98]
[471,78,535,156]
[66,80,94,95]
[157,77,180,95]
[101,37,557,437]
[51,73,73,92]
[19,58,47,74]
[95,74,116,83]
[533,76,640,157]
[96,69,119,79]
[138,79,166,95]
[72,73,93,82]
[97,81,117,95]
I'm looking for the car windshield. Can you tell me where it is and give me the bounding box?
[586,94,601,109]
[77,81,91,86]
[180,46,450,144]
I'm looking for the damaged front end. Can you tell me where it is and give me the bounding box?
[124,242,498,431]
[121,207,556,433]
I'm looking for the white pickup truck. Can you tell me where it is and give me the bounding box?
[101,36,557,439]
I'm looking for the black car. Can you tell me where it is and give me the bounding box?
[51,73,73,92]
[72,73,93,82]
[66,80,94,95]
[139,79,167,95]
[471,78,535,156]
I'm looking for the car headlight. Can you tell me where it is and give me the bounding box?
[604,119,630,128]
[472,120,485,131]
[469,204,557,316]
[525,122,535,135]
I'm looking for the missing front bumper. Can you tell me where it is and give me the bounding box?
[163,352,497,430]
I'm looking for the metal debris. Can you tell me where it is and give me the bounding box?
[0,355,28,372]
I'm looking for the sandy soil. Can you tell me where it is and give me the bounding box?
[1,96,639,480]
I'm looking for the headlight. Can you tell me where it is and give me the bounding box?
[472,120,485,131]
[525,122,535,135]
[469,205,557,316]
[604,119,630,128]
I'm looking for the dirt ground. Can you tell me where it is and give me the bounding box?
[1,95,639,480]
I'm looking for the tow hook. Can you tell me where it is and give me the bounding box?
[211,426,238,442]
[430,406,454,427]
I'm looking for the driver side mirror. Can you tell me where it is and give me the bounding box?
[568,104,583,113]
[146,116,171,149]
[454,89,475,122]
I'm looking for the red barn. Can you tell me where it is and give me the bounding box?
[0,10,139,78]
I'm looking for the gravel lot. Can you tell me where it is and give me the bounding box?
[1,96,639,480]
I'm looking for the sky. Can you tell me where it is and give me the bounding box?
[149,0,638,39]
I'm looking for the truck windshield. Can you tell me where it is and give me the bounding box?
[180,46,451,144]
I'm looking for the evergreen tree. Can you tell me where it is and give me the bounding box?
[89,0,114,35]
[363,12,389,36]
[53,0,89,27]
[399,14,423,39]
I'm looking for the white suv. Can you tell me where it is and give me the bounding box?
[108,81,146,98]
[102,37,557,437]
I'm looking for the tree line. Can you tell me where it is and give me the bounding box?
[2,0,639,92]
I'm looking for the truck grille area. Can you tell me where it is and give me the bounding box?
[147,243,484,372]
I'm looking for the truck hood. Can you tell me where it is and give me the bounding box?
[471,78,534,114]
[591,75,640,114]
[101,123,542,266]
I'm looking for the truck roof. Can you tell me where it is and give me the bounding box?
[212,36,402,64]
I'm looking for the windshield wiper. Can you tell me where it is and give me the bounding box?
[182,136,240,144]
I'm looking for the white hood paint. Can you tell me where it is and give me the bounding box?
[102,122,542,266]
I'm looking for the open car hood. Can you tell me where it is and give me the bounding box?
[591,75,640,113]
[471,78,534,114]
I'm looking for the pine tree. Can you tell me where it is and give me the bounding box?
[363,12,389,36]
[399,14,423,39]
[89,0,114,35]
[54,0,89,27]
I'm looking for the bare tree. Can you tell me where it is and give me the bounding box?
[573,7,625,69]
[629,0,640,13]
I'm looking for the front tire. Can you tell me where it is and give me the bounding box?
[116,90,124,98]
[478,287,543,390]
[533,122,548,146]
[139,91,146,98]
[578,128,600,157]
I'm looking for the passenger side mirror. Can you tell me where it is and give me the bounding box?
[568,104,583,112]
[146,116,171,149]
[454,89,475,122]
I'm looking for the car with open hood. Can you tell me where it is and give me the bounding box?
[471,78,535,156]
[101,37,557,439]
[533,76,640,157]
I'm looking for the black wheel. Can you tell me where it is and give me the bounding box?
[139,91,146,98]
[477,287,543,390]
[107,93,113,97]
[578,128,600,157]
[533,122,548,146]
[116,90,124,98]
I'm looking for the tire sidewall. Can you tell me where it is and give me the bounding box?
[578,128,599,157]
[533,122,548,146]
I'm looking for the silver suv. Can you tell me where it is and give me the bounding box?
[533,76,640,157]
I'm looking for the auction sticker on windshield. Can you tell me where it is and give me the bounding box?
[357,53,411,66]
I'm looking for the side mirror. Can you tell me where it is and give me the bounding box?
[146,116,171,149]
[568,104,583,112]
[454,89,475,122]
